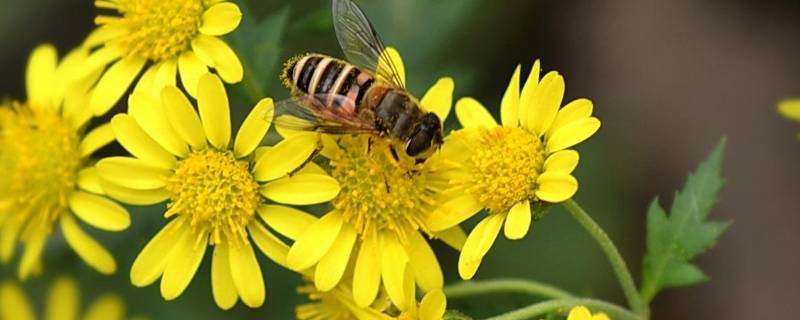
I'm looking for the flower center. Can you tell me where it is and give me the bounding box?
[109,0,205,61]
[165,150,260,245]
[463,127,545,214]
[329,136,436,240]
[0,104,81,231]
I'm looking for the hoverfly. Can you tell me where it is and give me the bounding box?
[275,0,444,159]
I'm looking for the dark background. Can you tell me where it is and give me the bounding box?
[1,0,799,319]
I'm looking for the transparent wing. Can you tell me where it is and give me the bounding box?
[332,0,406,89]
[272,94,378,135]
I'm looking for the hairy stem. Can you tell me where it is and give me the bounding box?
[444,278,574,300]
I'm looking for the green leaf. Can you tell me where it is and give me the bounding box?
[228,3,290,104]
[640,138,731,303]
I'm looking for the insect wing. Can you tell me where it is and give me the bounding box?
[273,94,378,135]
[332,0,406,89]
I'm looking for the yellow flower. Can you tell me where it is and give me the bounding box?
[426,60,601,279]
[0,276,135,320]
[567,306,610,320]
[778,99,800,138]
[85,0,244,115]
[277,50,465,312]
[0,45,129,279]
[94,73,339,309]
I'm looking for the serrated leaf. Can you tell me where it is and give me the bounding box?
[640,138,731,303]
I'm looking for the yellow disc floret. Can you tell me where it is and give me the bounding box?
[165,149,260,245]
[464,127,545,214]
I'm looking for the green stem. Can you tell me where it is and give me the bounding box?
[485,298,640,320]
[444,279,574,300]
[562,199,649,318]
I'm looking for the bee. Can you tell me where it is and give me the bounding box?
[275,0,443,159]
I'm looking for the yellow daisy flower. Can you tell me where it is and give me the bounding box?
[567,305,610,320]
[0,45,130,279]
[84,0,244,115]
[0,276,136,320]
[426,60,601,279]
[94,73,340,309]
[278,50,466,312]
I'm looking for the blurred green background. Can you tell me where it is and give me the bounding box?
[2,0,800,319]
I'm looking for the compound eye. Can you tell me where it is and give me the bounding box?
[405,132,433,157]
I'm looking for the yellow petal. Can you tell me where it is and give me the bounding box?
[79,45,123,79]
[248,222,290,267]
[253,133,319,181]
[79,123,114,157]
[77,167,104,195]
[90,56,146,115]
[0,282,36,320]
[567,306,592,320]
[518,59,541,129]
[82,295,124,320]
[525,71,564,136]
[19,227,47,280]
[228,240,265,308]
[546,117,601,153]
[130,218,183,287]
[419,290,447,320]
[536,172,578,203]
[45,277,79,320]
[286,211,344,271]
[234,98,273,158]
[128,92,189,157]
[177,51,209,97]
[548,98,593,138]
[198,73,231,149]
[26,44,58,108]
[315,224,356,291]
[191,35,243,83]
[426,194,483,232]
[500,64,522,127]
[593,313,611,320]
[200,2,242,36]
[257,205,317,240]
[353,236,381,307]
[458,213,505,280]
[377,47,406,86]
[455,97,498,129]
[61,214,116,274]
[420,77,454,122]
[161,86,207,149]
[0,221,21,263]
[544,149,579,175]
[260,174,340,205]
[153,58,177,92]
[132,64,159,97]
[160,229,207,300]
[380,232,409,310]
[111,114,176,169]
[96,157,169,190]
[504,201,531,240]
[83,24,127,49]
[432,226,467,251]
[68,191,130,231]
[778,99,800,121]
[407,232,443,292]
[99,178,168,206]
[211,242,238,310]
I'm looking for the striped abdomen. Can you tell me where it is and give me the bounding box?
[283,54,375,108]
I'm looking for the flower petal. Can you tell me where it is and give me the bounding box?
[432,226,467,251]
[197,73,231,149]
[458,213,505,280]
[286,211,344,271]
[45,277,79,320]
[380,232,409,310]
[98,179,169,206]
[420,77,454,122]
[546,117,601,153]
[130,218,183,287]
[90,56,146,115]
[248,222,290,267]
[253,133,319,181]
[518,59,541,129]
[0,282,36,320]
[161,229,207,300]
[211,242,238,310]
[26,44,57,108]
[500,65,522,127]
[548,98,593,138]
[228,240,265,308]
[200,2,242,36]
[128,92,189,157]
[257,205,317,240]
[455,97,498,129]
[161,86,207,149]
[96,157,169,190]
[353,235,381,307]
[544,150,579,174]
[191,35,243,83]
[568,306,592,320]
[82,295,124,320]
[504,201,531,240]
[261,174,340,205]
[778,99,800,121]
[177,51,208,97]
[525,71,564,136]
[377,47,405,86]
[234,98,273,158]
[77,167,104,195]
[79,123,115,157]
[80,46,123,79]
[315,223,356,291]
[419,290,447,320]
[19,227,47,280]
[68,191,130,231]
[536,172,578,203]
[61,214,116,275]
[153,58,177,91]
[132,64,159,97]
[407,231,443,292]
[426,194,483,232]
[111,114,176,169]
